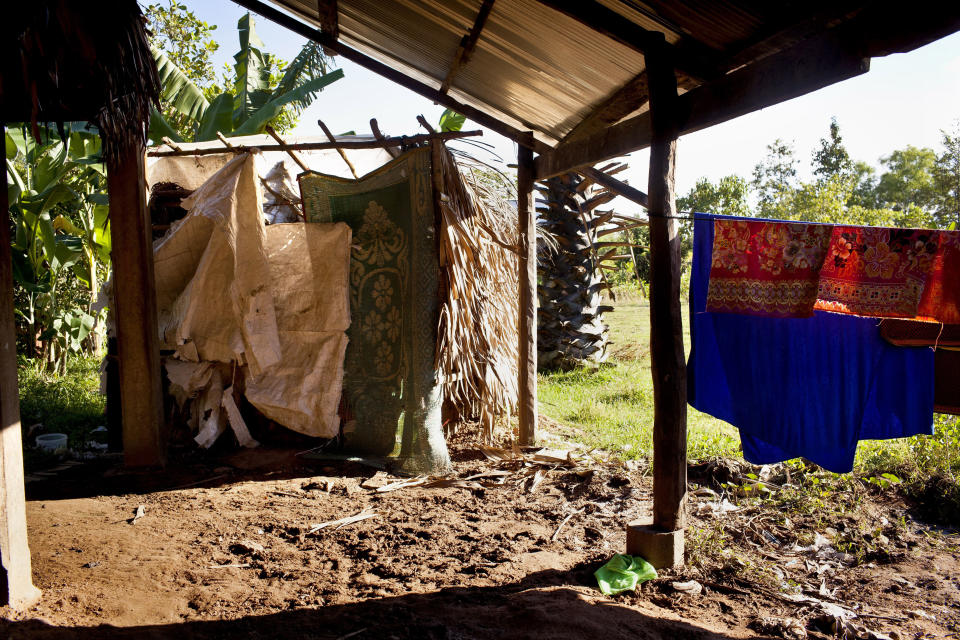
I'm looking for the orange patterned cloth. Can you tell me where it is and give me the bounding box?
[814,226,939,318]
[706,219,832,317]
[706,219,960,323]
[917,231,960,324]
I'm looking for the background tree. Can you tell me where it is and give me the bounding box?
[145,2,221,140]
[752,139,798,219]
[848,160,880,208]
[875,145,938,213]
[934,122,960,228]
[812,117,852,181]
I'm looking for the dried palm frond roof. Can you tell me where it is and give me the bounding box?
[0,0,160,161]
[437,145,520,440]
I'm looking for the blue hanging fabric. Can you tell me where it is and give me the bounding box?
[688,214,935,473]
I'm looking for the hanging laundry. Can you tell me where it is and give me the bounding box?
[814,226,939,318]
[689,215,935,473]
[917,231,960,324]
[880,319,960,415]
[706,218,831,317]
[703,218,960,323]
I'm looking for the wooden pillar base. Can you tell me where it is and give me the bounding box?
[0,123,42,610]
[626,518,684,569]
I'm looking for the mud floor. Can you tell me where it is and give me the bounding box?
[1,444,958,639]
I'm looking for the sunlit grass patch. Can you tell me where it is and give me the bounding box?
[538,300,739,461]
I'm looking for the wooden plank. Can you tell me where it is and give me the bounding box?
[533,0,723,81]
[517,138,537,447]
[107,144,166,467]
[644,42,687,534]
[0,129,42,609]
[231,0,552,154]
[534,31,868,180]
[439,0,496,96]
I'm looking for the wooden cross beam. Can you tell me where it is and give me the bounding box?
[439,0,495,96]
[534,30,869,180]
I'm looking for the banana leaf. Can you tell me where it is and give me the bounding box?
[153,47,210,122]
[231,70,344,137]
[195,93,236,141]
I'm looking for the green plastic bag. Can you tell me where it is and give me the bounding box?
[594,554,657,595]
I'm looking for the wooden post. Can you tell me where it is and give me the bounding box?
[107,143,165,467]
[517,138,538,446]
[0,124,42,609]
[647,39,687,533]
[626,37,687,568]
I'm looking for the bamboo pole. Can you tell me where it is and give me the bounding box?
[147,130,483,158]
[316,119,359,178]
[264,125,310,172]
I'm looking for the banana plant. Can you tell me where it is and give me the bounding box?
[5,125,106,368]
[150,12,344,143]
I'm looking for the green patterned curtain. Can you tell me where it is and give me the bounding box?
[298,146,449,473]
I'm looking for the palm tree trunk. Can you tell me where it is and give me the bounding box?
[536,172,611,369]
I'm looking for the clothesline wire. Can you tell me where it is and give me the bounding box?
[642,211,707,221]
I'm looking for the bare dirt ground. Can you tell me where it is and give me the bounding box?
[1,440,958,640]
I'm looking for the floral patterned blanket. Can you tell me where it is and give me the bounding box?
[299,147,449,474]
[706,218,960,322]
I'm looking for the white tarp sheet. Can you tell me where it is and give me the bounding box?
[154,152,352,442]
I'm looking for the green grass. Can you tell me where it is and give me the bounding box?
[538,290,740,462]
[538,290,960,494]
[18,354,106,449]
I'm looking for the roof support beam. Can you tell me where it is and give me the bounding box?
[439,0,495,96]
[533,0,723,81]
[625,38,686,568]
[231,0,548,152]
[516,137,537,447]
[535,31,869,179]
[317,0,338,40]
[562,72,649,144]
[578,167,648,208]
[560,70,698,144]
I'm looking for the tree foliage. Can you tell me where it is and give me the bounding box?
[148,12,343,143]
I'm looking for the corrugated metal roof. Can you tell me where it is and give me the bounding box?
[259,0,959,151]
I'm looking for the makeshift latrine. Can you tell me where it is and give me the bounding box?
[143,134,519,472]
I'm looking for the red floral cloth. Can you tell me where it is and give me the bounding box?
[706,220,959,323]
[706,219,832,317]
[814,226,939,318]
[917,230,960,324]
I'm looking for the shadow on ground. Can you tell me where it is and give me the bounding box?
[2,568,769,640]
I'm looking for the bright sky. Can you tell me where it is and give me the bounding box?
[184,0,960,213]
